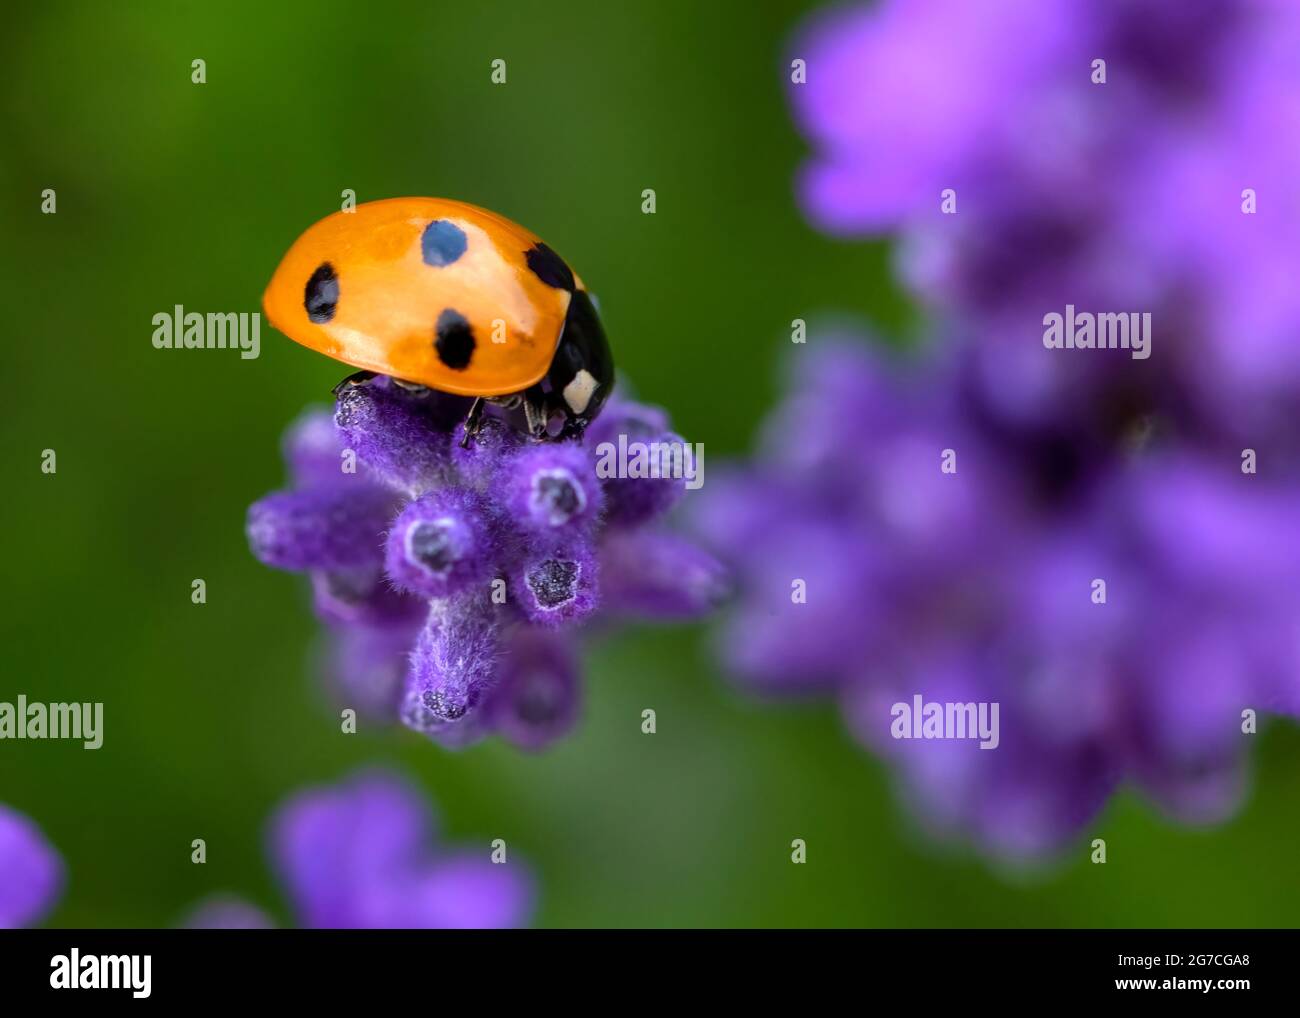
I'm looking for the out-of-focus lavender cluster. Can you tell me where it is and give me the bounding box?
[700,0,1300,858]
[791,0,1300,440]
[699,340,1300,858]
[0,802,61,928]
[188,768,532,928]
[248,379,724,750]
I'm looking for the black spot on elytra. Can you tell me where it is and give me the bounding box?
[304,263,338,323]
[525,243,574,291]
[434,309,475,370]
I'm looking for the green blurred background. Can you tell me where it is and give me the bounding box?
[2,0,1297,927]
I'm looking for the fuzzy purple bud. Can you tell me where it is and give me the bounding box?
[600,530,730,620]
[392,853,533,929]
[334,380,451,494]
[0,804,62,929]
[310,567,424,628]
[326,623,421,719]
[449,415,524,489]
[588,401,689,526]
[248,486,395,571]
[502,443,603,541]
[384,488,496,599]
[270,769,532,928]
[512,541,599,627]
[282,408,350,489]
[488,628,581,751]
[400,598,501,742]
[588,395,671,439]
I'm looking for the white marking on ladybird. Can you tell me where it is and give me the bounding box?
[563,370,598,415]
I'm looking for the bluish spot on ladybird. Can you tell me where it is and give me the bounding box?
[421,220,468,267]
[304,262,339,323]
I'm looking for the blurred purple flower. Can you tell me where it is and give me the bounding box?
[188,769,532,929]
[0,803,62,928]
[248,384,723,750]
[789,0,1300,434]
[184,896,275,930]
[698,340,1300,859]
[726,0,1300,859]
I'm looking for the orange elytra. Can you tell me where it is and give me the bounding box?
[263,197,613,440]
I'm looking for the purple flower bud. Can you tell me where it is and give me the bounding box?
[282,408,348,489]
[488,628,581,751]
[449,414,524,489]
[587,395,671,441]
[271,769,435,928]
[599,530,730,620]
[501,443,603,542]
[269,769,533,928]
[400,598,501,742]
[327,623,421,719]
[384,488,496,598]
[587,401,689,526]
[248,486,394,571]
[0,804,62,929]
[334,379,451,495]
[310,567,424,627]
[391,853,533,929]
[511,541,599,627]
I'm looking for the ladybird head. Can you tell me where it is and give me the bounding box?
[530,289,615,439]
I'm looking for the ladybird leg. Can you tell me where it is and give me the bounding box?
[522,393,549,439]
[459,397,486,449]
[331,370,377,398]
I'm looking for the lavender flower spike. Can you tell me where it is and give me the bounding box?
[754,0,1300,859]
[700,336,1300,859]
[248,373,723,750]
[0,803,62,928]
[788,0,1300,431]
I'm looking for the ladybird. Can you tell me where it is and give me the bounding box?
[263,197,614,441]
